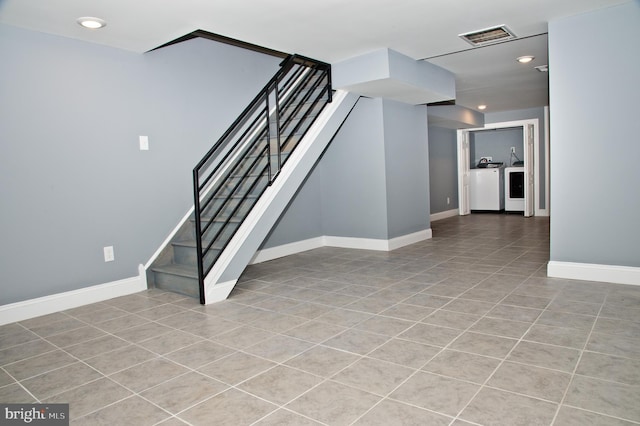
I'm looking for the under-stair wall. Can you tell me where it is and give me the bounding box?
[204,90,360,302]
[256,97,433,260]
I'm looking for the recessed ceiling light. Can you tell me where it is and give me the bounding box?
[517,55,535,64]
[77,17,107,29]
[478,105,487,110]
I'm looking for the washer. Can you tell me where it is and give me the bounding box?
[470,167,504,211]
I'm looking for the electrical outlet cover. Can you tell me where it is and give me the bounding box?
[103,246,115,262]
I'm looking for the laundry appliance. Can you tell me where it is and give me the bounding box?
[505,167,525,212]
[470,167,504,211]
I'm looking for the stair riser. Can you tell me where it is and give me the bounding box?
[284,104,325,121]
[234,155,268,176]
[201,198,253,221]
[173,244,197,267]
[190,219,242,242]
[153,272,199,298]
[283,87,327,110]
[217,175,268,196]
[271,112,322,133]
[259,137,303,155]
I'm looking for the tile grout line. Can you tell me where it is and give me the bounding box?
[549,287,612,425]
[448,266,557,424]
[348,268,535,425]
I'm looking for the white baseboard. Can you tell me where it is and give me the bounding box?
[547,261,640,286]
[430,209,458,222]
[535,208,550,217]
[387,229,432,250]
[251,230,432,264]
[0,265,148,326]
[250,237,324,264]
[323,235,391,251]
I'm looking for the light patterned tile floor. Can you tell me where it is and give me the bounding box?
[1,214,640,425]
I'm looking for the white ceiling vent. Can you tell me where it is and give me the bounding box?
[459,25,516,47]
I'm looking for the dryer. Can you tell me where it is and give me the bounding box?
[505,167,525,212]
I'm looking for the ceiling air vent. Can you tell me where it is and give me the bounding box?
[459,25,516,47]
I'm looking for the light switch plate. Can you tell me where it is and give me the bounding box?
[139,136,149,151]
[104,246,115,262]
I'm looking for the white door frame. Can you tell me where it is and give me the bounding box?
[457,118,548,216]
[524,123,535,217]
[457,131,471,215]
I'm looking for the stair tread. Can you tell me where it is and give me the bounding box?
[151,263,198,279]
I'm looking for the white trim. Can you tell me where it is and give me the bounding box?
[250,237,324,264]
[547,261,640,286]
[251,230,432,264]
[324,235,391,251]
[0,265,148,326]
[204,279,237,304]
[456,129,471,216]
[544,105,550,216]
[326,230,432,251]
[430,209,458,222]
[530,120,540,216]
[388,229,432,250]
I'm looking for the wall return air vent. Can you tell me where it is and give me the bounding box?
[459,25,516,47]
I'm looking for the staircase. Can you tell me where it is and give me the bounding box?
[147,55,358,303]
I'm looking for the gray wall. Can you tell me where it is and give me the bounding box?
[470,127,524,167]
[263,96,432,248]
[428,126,459,213]
[548,1,640,267]
[320,98,390,239]
[260,166,324,249]
[382,100,430,238]
[0,24,281,304]
[485,107,547,209]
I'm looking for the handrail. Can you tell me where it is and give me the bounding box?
[193,54,331,303]
[194,55,329,174]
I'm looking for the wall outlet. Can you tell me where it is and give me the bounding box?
[103,246,115,262]
[139,136,149,151]
[447,197,450,205]
[510,146,516,154]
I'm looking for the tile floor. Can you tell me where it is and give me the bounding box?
[2,214,640,425]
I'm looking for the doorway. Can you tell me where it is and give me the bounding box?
[457,119,547,217]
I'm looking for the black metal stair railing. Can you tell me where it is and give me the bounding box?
[193,54,332,303]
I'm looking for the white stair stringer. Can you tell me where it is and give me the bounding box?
[203,90,360,303]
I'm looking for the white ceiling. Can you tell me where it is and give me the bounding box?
[0,0,629,113]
